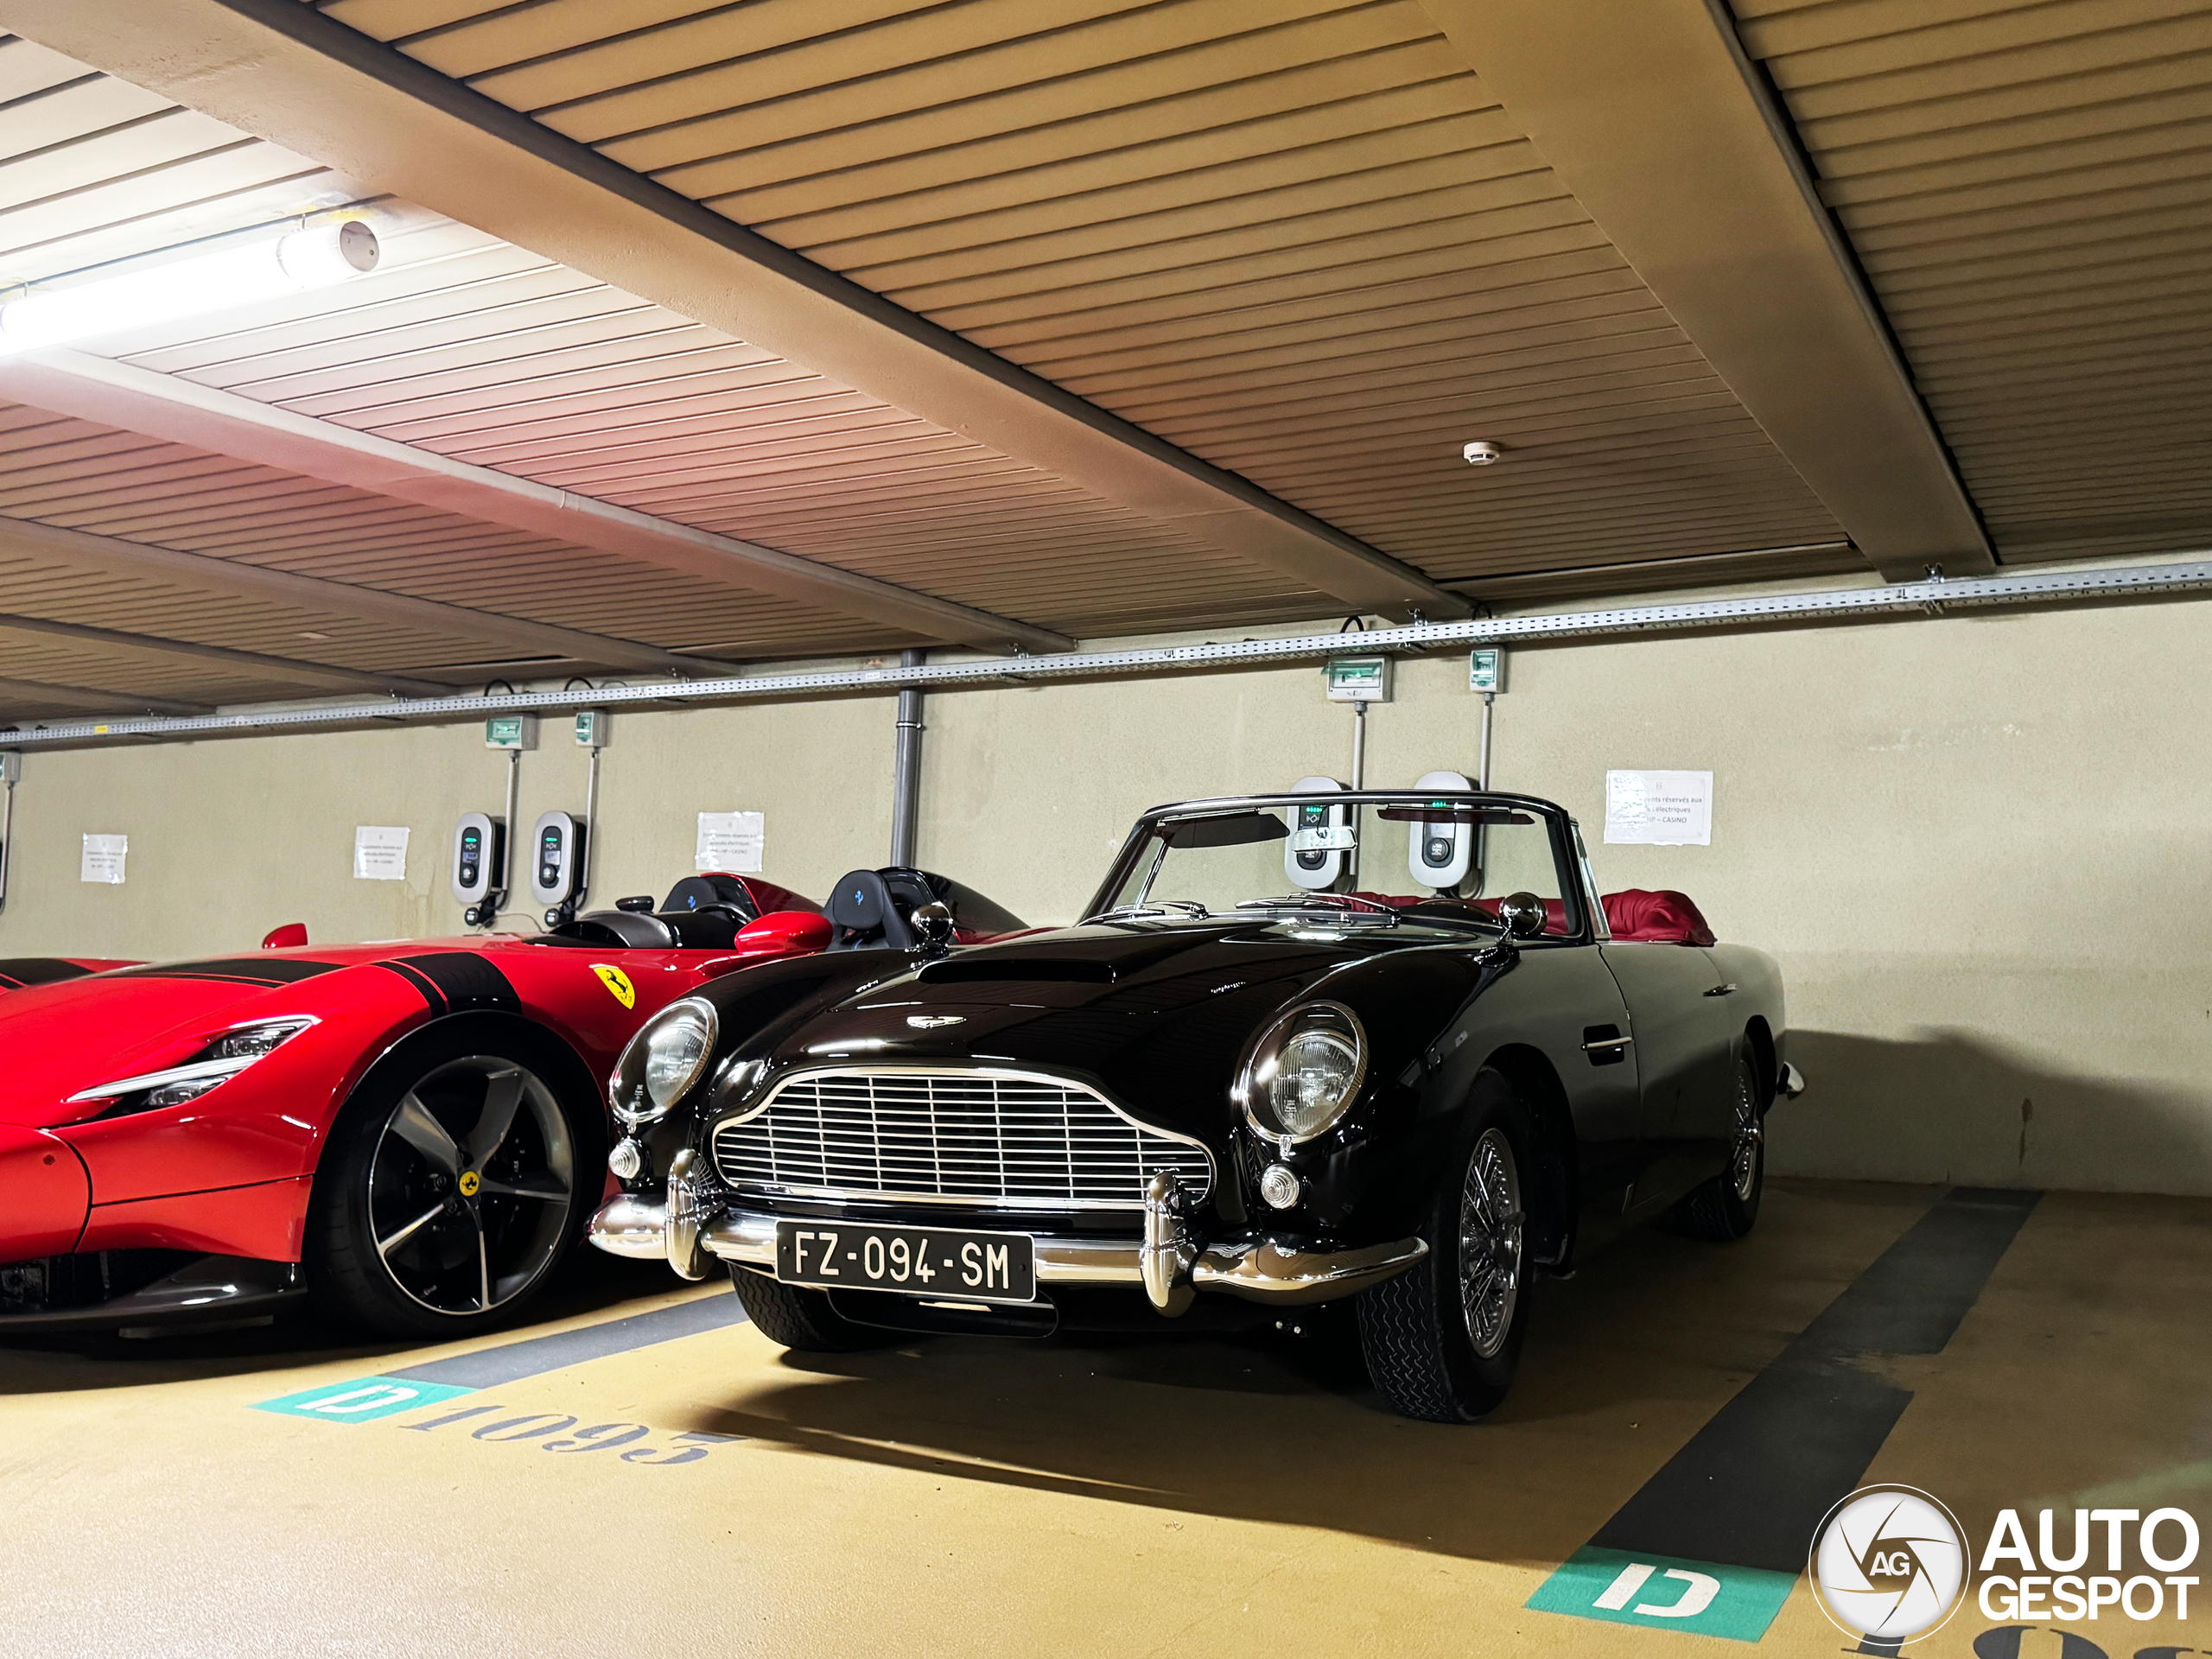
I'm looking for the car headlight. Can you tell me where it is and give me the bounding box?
[1240,1001,1368,1144]
[613,998,718,1128]
[68,1017,316,1119]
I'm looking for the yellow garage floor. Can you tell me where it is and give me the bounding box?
[1,1180,2204,1659]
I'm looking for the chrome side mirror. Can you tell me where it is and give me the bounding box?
[911,901,956,951]
[1497,891,1547,940]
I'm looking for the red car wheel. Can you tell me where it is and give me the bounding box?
[309,1022,601,1336]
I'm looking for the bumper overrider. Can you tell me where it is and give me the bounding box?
[588,1164,1427,1314]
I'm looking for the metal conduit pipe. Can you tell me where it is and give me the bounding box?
[9,557,2212,750]
[0,760,15,913]
[890,648,925,868]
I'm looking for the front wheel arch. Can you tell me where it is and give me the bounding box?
[1744,1016,1777,1111]
[308,1011,602,1179]
[1478,1042,1575,1271]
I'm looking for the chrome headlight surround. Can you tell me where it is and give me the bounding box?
[68,1016,318,1118]
[1236,1001,1369,1147]
[612,997,719,1129]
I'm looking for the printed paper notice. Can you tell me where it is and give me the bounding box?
[696,810,765,874]
[1604,771,1713,847]
[80,833,128,885]
[353,824,410,881]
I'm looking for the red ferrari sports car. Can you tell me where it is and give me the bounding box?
[0,866,1021,1338]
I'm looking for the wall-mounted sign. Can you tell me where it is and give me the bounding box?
[696,810,765,874]
[1604,771,1713,847]
[80,833,127,885]
[1324,656,1393,703]
[353,824,410,880]
[1469,648,1505,694]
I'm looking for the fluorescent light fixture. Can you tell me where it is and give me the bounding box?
[0,220,379,354]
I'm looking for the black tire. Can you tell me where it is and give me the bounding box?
[308,1020,603,1338]
[728,1265,895,1351]
[1673,1050,1765,1242]
[1357,1070,1536,1423]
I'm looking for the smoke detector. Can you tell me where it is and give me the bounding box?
[1462,441,1505,466]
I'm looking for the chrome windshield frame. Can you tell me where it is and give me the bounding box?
[1081,790,1594,943]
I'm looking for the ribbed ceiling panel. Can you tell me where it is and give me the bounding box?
[0,39,1319,657]
[110,212,1298,635]
[1734,0,2212,563]
[311,0,1844,585]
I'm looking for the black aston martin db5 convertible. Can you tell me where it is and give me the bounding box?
[588,790,1803,1421]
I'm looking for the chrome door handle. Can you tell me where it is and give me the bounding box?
[1580,1035,1633,1052]
[1704,983,1737,997]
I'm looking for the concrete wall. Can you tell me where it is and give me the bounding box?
[7,592,2209,1195]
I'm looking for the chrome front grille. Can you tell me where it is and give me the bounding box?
[709,1068,1212,1211]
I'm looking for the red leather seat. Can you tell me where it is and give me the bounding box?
[1349,890,1710,943]
[1602,889,1715,945]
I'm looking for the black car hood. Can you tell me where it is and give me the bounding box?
[746,918,1493,1143]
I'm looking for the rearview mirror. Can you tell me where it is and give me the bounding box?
[1497,892,1548,939]
[911,901,956,951]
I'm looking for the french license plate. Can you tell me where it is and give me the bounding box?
[773,1220,1036,1305]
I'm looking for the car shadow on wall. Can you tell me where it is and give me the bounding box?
[1778,1028,2212,1193]
[669,1180,1941,1564]
[0,1249,677,1395]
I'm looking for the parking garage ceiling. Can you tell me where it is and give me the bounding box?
[0,0,2202,720]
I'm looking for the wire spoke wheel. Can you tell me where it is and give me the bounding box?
[1458,1126,1523,1360]
[365,1055,575,1317]
[1730,1063,1764,1201]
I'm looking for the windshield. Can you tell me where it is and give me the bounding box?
[1088,796,1580,935]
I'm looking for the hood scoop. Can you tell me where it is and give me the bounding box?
[918,957,1116,986]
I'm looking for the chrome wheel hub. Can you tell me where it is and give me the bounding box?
[1730,1066,1763,1201]
[366,1056,575,1317]
[1459,1126,1522,1360]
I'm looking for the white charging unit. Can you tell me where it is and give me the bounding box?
[528,810,586,908]
[1284,775,1351,891]
[452,812,503,911]
[1408,769,1477,893]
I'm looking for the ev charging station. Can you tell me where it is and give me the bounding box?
[1285,775,1352,891]
[1409,768,1477,894]
[450,811,504,924]
[451,714,537,928]
[528,810,586,922]
[453,709,607,930]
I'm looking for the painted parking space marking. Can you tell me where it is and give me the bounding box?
[253,1375,477,1422]
[1527,1547,1797,1643]
[1529,1186,2040,1642]
[383,1285,747,1389]
[250,1286,751,1466]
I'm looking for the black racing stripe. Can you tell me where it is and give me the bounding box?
[391,952,518,1014]
[0,957,96,989]
[111,957,341,988]
[372,959,448,1016]
[385,1289,746,1387]
[1588,1186,2040,1575]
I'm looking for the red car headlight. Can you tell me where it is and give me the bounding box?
[68,1017,316,1120]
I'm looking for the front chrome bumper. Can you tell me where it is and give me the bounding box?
[587,1179,1426,1313]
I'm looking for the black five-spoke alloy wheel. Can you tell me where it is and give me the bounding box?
[311,1022,601,1337]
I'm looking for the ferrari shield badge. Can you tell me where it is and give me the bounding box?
[591,964,636,1008]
